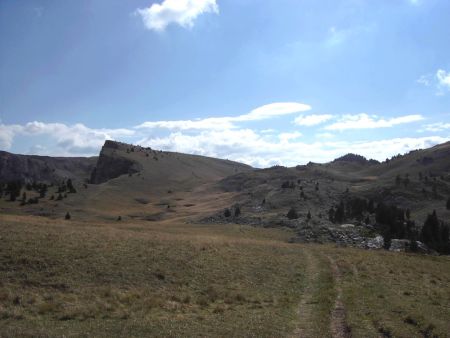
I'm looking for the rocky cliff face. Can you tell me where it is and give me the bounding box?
[89,141,142,184]
[0,151,96,183]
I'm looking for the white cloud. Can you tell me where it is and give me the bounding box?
[316,132,334,139]
[408,0,420,5]
[294,114,334,126]
[136,0,218,32]
[0,121,135,156]
[417,74,432,87]
[0,124,20,149]
[237,102,311,121]
[137,117,234,131]
[326,26,349,47]
[138,126,449,167]
[437,69,450,94]
[421,122,450,132]
[136,102,311,130]
[324,113,424,131]
[417,69,450,95]
[279,131,302,143]
[2,117,448,168]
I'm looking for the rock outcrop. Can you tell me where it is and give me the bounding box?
[90,141,142,184]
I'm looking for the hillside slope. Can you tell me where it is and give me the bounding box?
[0,151,96,183]
[0,141,253,222]
[214,142,450,251]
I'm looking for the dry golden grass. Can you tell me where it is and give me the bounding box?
[1,214,450,337]
[0,214,307,337]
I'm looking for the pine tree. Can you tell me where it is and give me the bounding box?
[234,205,241,217]
[328,207,335,223]
[334,201,345,223]
[224,208,231,217]
[446,197,450,210]
[287,207,298,220]
[307,210,311,220]
[368,199,375,214]
[65,212,71,220]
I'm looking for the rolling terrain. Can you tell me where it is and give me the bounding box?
[1,140,450,337]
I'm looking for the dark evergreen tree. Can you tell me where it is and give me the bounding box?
[224,208,231,217]
[419,210,450,254]
[234,205,241,217]
[403,177,410,188]
[6,181,22,202]
[287,207,299,220]
[328,207,335,223]
[307,210,311,220]
[334,201,345,223]
[65,212,71,220]
[39,184,47,198]
[367,199,375,214]
[67,179,76,193]
[432,185,438,199]
[447,197,450,210]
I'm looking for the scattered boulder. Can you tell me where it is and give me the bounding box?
[365,235,384,250]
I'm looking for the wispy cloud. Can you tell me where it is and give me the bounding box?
[136,0,218,32]
[421,122,450,132]
[436,69,450,94]
[137,102,312,131]
[417,69,450,95]
[324,113,424,131]
[294,114,333,126]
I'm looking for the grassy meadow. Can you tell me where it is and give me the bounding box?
[0,214,449,337]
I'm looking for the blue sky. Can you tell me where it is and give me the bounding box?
[1,0,450,167]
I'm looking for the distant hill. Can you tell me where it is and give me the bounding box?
[0,151,96,183]
[1,140,449,253]
[90,140,253,185]
[332,153,379,165]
